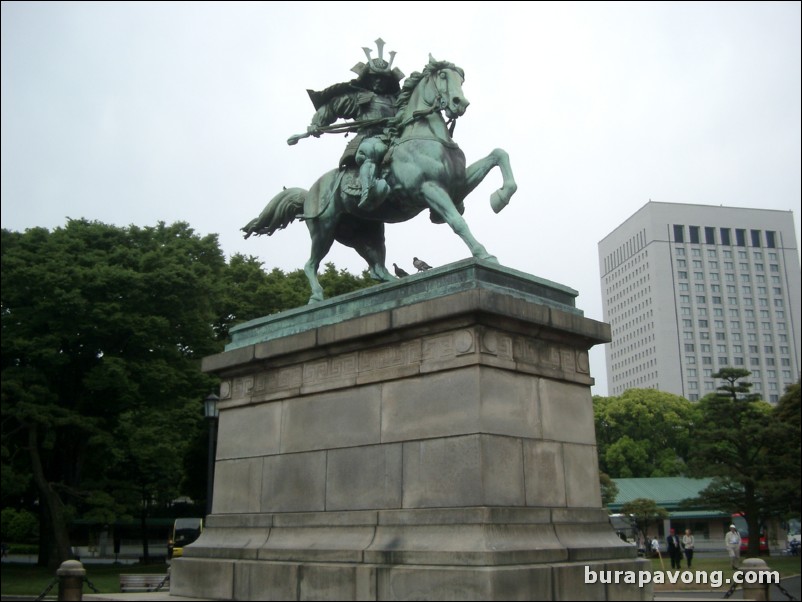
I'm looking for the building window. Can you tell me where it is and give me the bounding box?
[685,344,695,352]
[721,228,732,245]
[678,271,688,279]
[689,226,700,244]
[673,225,685,243]
[766,231,776,248]
[705,227,716,244]
[750,229,761,247]
[736,229,746,246]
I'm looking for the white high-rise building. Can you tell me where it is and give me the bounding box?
[598,202,800,401]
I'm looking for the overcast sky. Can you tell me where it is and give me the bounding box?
[2,1,800,395]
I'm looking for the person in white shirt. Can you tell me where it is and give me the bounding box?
[682,528,695,568]
[725,524,742,568]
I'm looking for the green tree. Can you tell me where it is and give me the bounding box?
[599,472,619,508]
[687,368,791,556]
[1,221,226,566]
[593,390,696,478]
[620,498,669,539]
[768,381,801,520]
[1,221,378,566]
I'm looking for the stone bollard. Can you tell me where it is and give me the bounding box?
[740,557,771,601]
[57,559,86,601]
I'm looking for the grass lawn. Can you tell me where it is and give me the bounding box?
[648,554,802,591]
[0,561,169,597]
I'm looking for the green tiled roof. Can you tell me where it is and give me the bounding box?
[609,477,714,511]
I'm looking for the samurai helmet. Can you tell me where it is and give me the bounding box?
[351,38,404,92]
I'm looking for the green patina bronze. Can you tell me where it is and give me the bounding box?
[243,39,517,303]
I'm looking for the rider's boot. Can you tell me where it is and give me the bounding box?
[358,160,389,210]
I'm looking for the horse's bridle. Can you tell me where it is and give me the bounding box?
[396,68,461,135]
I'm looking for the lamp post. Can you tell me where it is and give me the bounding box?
[204,393,220,517]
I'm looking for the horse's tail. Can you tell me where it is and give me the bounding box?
[242,187,307,239]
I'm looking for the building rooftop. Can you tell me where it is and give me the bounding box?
[610,477,713,511]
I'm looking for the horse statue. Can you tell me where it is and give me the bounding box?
[242,56,517,303]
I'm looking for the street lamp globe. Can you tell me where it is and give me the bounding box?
[204,393,220,419]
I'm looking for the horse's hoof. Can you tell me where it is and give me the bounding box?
[308,295,324,304]
[480,255,499,264]
[490,190,511,214]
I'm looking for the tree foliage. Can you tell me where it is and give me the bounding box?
[687,369,796,555]
[620,498,669,537]
[599,472,619,508]
[593,389,696,478]
[1,220,376,567]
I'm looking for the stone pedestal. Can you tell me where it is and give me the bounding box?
[171,259,650,600]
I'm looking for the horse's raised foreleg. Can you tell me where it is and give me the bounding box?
[423,181,497,263]
[462,148,517,213]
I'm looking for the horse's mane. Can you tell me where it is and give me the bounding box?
[394,60,464,115]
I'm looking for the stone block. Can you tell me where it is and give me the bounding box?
[280,385,381,453]
[216,402,281,460]
[478,368,542,438]
[262,451,326,512]
[552,561,606,600]
[563,443,603,508]
[523,440,567,507]
[170,557,235,599]
[234,561,299,601]
[299,564,377,601]
[317,311,392,346]
[539,379,596,444]
[326,444,403,511]
[377,564,553,601]
[382,368,480,442]
[402,435,524,508]
[213,458,263,514]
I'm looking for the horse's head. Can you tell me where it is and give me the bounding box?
[396,57,470,124]
[425,55,469,118]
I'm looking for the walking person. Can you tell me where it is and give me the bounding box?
[725,524,742,569]
[666,528,683,569]
[682,528,695,568]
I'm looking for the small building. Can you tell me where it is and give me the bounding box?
[609,476,787,554]
[609,477,729,550]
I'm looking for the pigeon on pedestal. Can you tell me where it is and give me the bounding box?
[413,257,432,271]
[393,263,410,277]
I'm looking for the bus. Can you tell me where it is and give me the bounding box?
[167,517,203,561]
[731,514,769,555]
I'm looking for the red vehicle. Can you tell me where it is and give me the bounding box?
[731,514,769,555]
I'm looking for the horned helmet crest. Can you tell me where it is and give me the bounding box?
[351,38,404,93]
